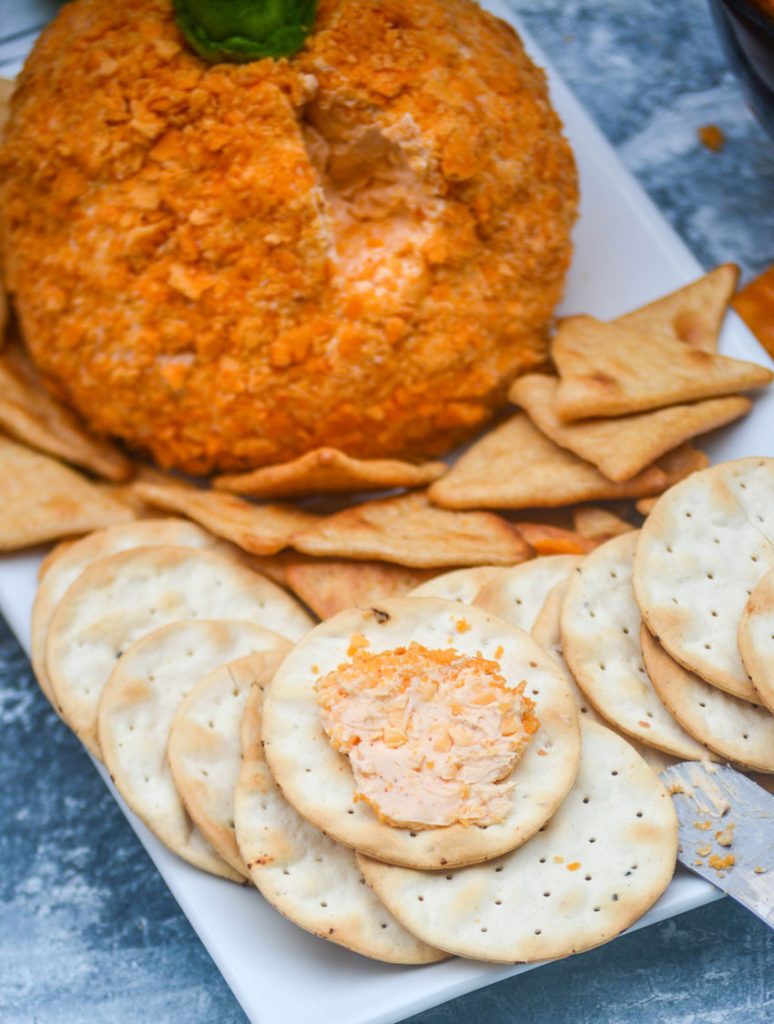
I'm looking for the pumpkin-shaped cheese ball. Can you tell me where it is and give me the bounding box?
[1,0,577,473]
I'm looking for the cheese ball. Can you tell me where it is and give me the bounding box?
[1,0,578,474]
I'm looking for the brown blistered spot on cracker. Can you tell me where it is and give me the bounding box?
[368,607,391,624]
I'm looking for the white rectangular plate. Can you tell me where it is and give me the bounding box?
[1,3,771,1023]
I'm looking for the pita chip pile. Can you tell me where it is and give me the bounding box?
[431,266,770,509]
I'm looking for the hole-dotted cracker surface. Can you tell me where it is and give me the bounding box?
[47,545,313,758]
[262,598,580,870]
[234,684,445,964]
[99,619,289,877]
[32,519,228,707]
[641,627,774,772]
[168,648,290,877]
[534,582,681,776]
[358,720,678,963]
[562,532,708,759]
[408,566,505,604]
[634,458,774,702]
[738,570,774,714]
[475,555,583,634]
[532,580,605,726]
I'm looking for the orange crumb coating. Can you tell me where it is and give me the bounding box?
[0,0,577,474]
[315,641,538,829]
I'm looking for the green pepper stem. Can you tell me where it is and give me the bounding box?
[174,0,318,62]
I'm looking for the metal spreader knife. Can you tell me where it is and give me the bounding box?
[660,761,774,928]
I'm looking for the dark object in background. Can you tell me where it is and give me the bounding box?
[709,0,774,141]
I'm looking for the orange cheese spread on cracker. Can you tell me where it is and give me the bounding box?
[315,641,538,829]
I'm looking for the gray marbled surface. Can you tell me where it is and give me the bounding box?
[1,1,774,1022]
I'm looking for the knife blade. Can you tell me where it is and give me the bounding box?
[660,761,774,929]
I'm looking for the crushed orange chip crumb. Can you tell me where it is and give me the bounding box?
[698,124,726,152]
[347,633,370,657]
[733,265,774,359]
[708,853,735,872]
[566,861,581,871]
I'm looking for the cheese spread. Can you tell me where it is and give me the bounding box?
[315,641,538,829]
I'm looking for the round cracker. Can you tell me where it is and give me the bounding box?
[738,570,774,714]
[407,566,505,603]
[562,532,708,759]
[47,545,313,757]
[533,582,681,776]
[263,597,580,870]
[168,649,289,877]
[634,457,774,703]
[474,555,583,633]
[99,619,290,877]
[358,720,678,963]
[31,518,230,707]
[640,627,774,772]
[531,579,606,725]
[234,684,444,963]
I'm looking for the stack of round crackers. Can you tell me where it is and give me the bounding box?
[29,516,689,965]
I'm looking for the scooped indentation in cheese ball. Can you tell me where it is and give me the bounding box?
[315,640,538,829]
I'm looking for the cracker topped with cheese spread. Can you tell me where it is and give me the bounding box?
[262,597,580,870]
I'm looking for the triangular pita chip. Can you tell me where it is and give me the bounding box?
[572,505,634,542]
[132,481,318,555]
[552,316,771,421]
[98,464,197,518]
[511,373,750,481]
[616,264,738,352]
[290,491,531,567]
[284,559,438,619]
[0,436,135,549]
[214,448,447,497]
[635,497,659,516]
[0,340,134,481]
[427,413,707,510]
